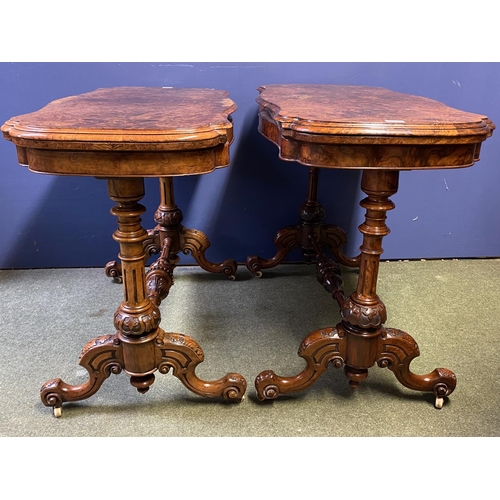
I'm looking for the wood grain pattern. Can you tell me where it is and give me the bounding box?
[252,84,493,407]
[257,84,494,169]
[2,87,246,416]
[1,87,236,176]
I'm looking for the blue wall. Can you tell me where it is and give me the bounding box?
[1,62,499,269]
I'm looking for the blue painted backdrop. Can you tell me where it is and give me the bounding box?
[0,62,499,269]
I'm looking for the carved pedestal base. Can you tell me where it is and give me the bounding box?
[253,169,457,409]
[254,325,456,409]
[41,328,246,416]
[106,176,237,287]
[246,167,359,276]
[43,178,245,417]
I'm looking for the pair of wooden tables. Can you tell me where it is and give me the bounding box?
[2,84,494,417]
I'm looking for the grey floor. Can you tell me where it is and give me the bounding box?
[0,260,499,437]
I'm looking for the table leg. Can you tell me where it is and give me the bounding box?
[254,170,456,408]
[246,167,358,277]
[106,176,238,283]
[155,176,238,278]
[41,178,246,417]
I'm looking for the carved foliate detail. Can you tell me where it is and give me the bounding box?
[146,272,173,305]
[155,207,183,227]
[79,334,120,361]
[298,327,344,355]
[159,332,205,360]
[298,201,325,223]
[341,297,387,328]
[114,307,161,336]
[146,237,175,305]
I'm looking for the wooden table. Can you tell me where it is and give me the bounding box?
[247,84,494,408]
[2,87,247,417]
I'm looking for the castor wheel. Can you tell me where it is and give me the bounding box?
[434,397,444,409]
[53,406,62,418]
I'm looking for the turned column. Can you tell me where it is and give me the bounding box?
[153,177,183,262]
[246,166,354,275]
[340,169,399,387]
[298,167,326,258]
[108,178,161,393]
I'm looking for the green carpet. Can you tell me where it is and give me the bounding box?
[0,260,499,437]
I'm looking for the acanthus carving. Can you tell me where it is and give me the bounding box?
[158,331,205,361]
[146,237,175,305]
[298,327,344,355]
[79,334,120,361]
[180,227,210,254]
[154,207,183,227]
[246,224,302,275]
[146,272,173,306]
[114,307,161,336]
[298,201,325,223]
[341,296,387,328]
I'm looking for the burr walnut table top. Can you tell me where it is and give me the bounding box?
[256,84,494,170]
[1,87,237,177]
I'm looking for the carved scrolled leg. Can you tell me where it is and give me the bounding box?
[246,224,302,277]
[156,330,246,401]
[246,167,358,276]
[104,260,123,283]
[40,334,123,417]
[152,177,237,279]
[146,237,175,306]
[377,328,457,408]
[179,227,237,280]
[143,228,162,260]
[321,224,360,268]
[255,327,346,400]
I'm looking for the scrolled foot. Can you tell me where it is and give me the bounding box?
[180,227,238,279]
[156,331,247,401]
[221,373,247,402]
[41,378,65,415]
[104,260,123,283]
[254,327,346,400]
[217,258,238,280]
[378,328,457,407]
[245,225,302,276]
[245,255,263,278]
[40,334,123,415]
[255,370,281,401]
